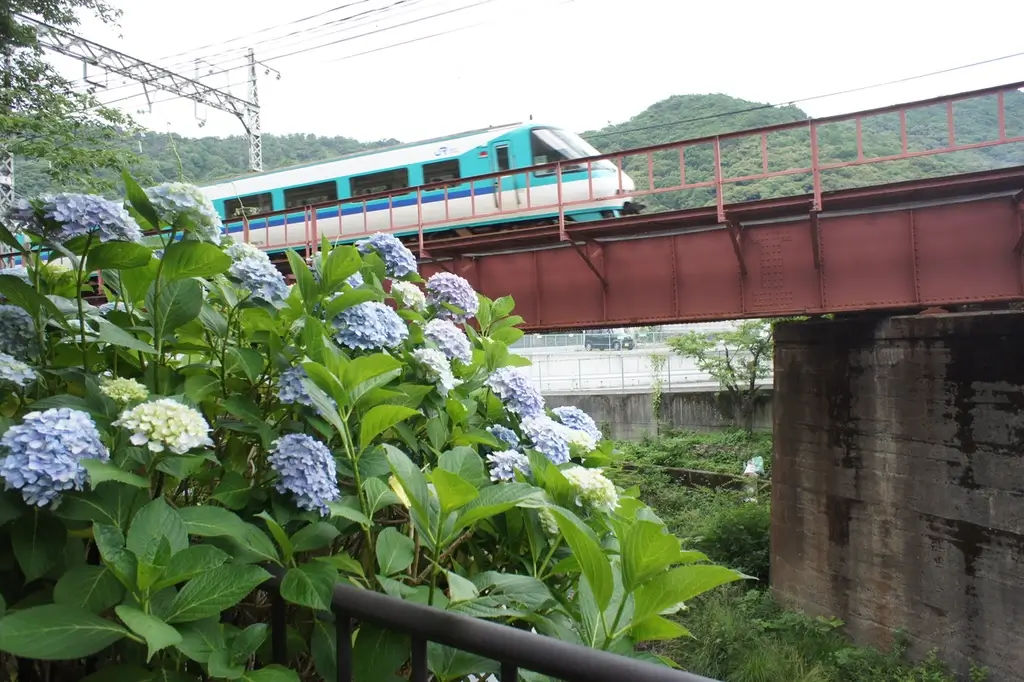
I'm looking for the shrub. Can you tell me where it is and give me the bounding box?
[0,180,747,680]
[689,501,771,583]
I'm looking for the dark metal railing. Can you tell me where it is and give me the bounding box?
[261,568,720,682]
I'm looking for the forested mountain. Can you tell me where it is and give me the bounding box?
[16,90,1024,211]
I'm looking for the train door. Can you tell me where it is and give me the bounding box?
[488,139,522,211]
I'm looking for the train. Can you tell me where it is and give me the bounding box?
[202,122,643,254]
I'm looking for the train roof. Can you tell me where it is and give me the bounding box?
[199,120,529,192]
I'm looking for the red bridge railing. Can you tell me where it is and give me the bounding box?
[231,79,1024,257]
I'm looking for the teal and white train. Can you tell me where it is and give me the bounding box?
[202,122,642,254]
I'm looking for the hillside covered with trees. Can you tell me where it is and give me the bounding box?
[16,90,1024,211]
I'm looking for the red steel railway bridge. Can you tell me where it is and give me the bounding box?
[236,80,1024,332]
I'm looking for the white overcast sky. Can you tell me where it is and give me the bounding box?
[46,0,1024,146]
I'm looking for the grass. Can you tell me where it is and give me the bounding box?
[608,431,988,682]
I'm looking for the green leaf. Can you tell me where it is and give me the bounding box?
[208,648,245,680]
[241,666,300,682]
[115,605,182,662]
[12,511,67,582]
[439,447,489,488]
[359,405,420,452]
[53,565,125,614]
[632,564,745,624]
[321,244,362,290]
[123,171,162,230]
[445,571,479,602]
[113,259,159,304]
[290,522,340,554]
[344,353,402,404]
[383,445,431,536]
[211,472,252,509]
[174,617,225,664]
[83,460,149,488]
[127,498,189,564]
[316,552,365,579]
[352,624,409,682]
[630,615,691,642]
[300,360,347,407]
[0,604,128,660]
[160,241,232,281]
[231,622,269,663]
[0,274,68,325]
[430,469,479,515]
[148,277,203,339]
[87,242,153,272]
[375,527,415,576]
[177,505,249,538]
[280,562,337,611]
[95,319,159,354]
[0,219,24,253]
[285,249,320,313]
[256,511,294,562]
[363,477,401,514]
[621,519,681,593]
[325,288,380,318]
[227,347,265,383]
[152,545,230,591]
[453,483,544,532]
[548,506,614,612]
[325,499,371,528]
[165,564,271,624]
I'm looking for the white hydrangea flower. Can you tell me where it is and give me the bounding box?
[114,398,214,454]
[566,429,597,454]
[99,376,149,405]
[538,507,560,536]
[390,281,426,312]
[561,466,619,513]
[411,347,461,396]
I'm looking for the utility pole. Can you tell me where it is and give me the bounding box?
[246,48,262,173]
[17,14,264,173]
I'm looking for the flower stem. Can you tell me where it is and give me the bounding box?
[75,234,94,371]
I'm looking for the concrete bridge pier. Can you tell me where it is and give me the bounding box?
[771,311,1024,680]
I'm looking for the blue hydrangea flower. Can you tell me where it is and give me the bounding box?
[486,367,544,418]
[226,242,289,304]
[267,433,340,517]
[423,319,472,364]
[486,450,531,482]
[520,415,573,465]
[0,352,35,388]
[0,408,110,507]
[145,182,224,244]
[425,272,479,322]
[332,301,408,351]
[552,406,602,441]
[0,305,36,360]
[39,193,145,244]
[488,424,520,449]
[346,271,364,288]
[97,301,129,315]
[355,233,418,278]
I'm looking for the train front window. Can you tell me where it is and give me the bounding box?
[530,128,613,170]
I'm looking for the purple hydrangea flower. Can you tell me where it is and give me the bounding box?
[268,433,340,516]
[486,450,531,482]
[487,424,520,449]
[226,242,289,304]
[145,182,224,244]
[0,305,36,360]
[552,406,603,441]
[486,367,544,418]
[425,272,478,322]
[355,233,418,278]
[520,415,573,465]
[41,193,144,244]
[332,300,408,351]
[0,352,35,388]
[423,318,472,364]
[0,408,110,507]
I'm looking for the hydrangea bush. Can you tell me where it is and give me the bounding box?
[0,176,745,681]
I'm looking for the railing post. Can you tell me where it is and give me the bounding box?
[556,162,566,242]
[712,137,725,224]
[810,123,822,212]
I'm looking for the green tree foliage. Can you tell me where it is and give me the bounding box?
[668,320,773,432]
[1,1,142,193]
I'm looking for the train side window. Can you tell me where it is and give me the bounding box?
[283,181,337,209]
[223,192,273,218]
[495,146,511,172]
[422,159,460,184]
[350,168,410,197]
